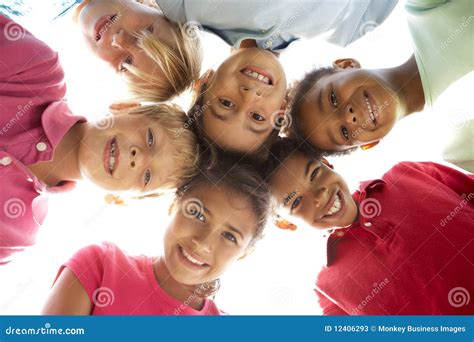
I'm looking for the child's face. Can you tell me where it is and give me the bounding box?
[269,152,358,229]
[78,112,179,194]
[76,0,176,79]
[163,184,257,285]
[297,66,401,152]
[201,48,287,153]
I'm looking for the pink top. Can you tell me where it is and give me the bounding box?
[0,16,85,264]
[57,242,223,315]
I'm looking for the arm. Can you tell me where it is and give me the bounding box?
[314,289,348,316]
[42,267,92,315]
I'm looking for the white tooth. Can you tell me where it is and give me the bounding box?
[182,248,205,266]
[258,74,264,81]
[251,71,258,78]
[263,76,269,84]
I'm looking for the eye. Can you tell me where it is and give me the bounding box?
[310,166,321,182]
[118,56,132,72]
[146,25,154,33]
[341,126,350,141]
[330,89,338,107]
[144,169,152,186]
[146,128,154,147]
[219,99,235,108]
[291,196,303,212]
[222,231,237,244]
[251,113,266,122]
[191,210,206,223]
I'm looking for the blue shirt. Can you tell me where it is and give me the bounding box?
[157,0,398,50]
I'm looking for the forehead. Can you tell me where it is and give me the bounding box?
[269,153,309,201]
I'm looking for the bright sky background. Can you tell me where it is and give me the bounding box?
[1,2,472,315]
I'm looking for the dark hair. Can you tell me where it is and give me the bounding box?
[176,155,272,249]
[187,78,280,164]
[287,67,358,157]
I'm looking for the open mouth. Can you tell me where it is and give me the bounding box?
[321,190,345,220]
[363,91,378,127]
[240,66,273,85]
[177,245,210,270]
[103,137,119,176]
[94,14,118,42]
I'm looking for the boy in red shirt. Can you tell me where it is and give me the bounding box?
[265,139,474,314]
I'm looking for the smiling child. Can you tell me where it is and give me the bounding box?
[42,160,271,315]
[264,139,474,314]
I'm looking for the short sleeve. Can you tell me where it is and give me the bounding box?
[55,243,112,304]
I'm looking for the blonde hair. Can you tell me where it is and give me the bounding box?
[128,103,200,189]
[125,24,203,102]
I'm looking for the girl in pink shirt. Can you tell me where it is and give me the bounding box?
[42,160,271,315]
[0,16,198,264]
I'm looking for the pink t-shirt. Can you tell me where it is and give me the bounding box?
[0,16,85,264]
[57,242,223,315]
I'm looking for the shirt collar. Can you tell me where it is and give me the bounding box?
[323,178,387,267]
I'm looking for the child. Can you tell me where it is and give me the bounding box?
[288,0,474,164]
[264,139,474,314]
[70,0,396,102]
[0,16,198,264]
[188,43,288,157]
[42,161,271,315]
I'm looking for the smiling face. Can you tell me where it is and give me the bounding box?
[201,48,287,153]
[163,184,258,285]
[297,62,402,152]
[77,112,179,195]
[76,0,176,79]
[269,152,358,229]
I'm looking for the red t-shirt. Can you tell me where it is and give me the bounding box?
[315,162,474,315]
[56,242,223,315]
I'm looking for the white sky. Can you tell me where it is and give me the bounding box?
[1,2,472,315]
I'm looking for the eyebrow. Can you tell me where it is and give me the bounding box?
[283,190,297,206]
[318,86,323,113]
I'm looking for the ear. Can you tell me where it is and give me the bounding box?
[274,217,297,231]
[320,157,334,169]
[332,58,361,70]
[108,101,141,115]
[360,140,380,150]
[193,70,215,92]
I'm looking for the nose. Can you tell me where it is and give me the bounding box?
[111,29,134,50]
[129,146,147,169]
[239,85,262,101]
[191,232,213,254]
[312,186,329,208]
[343,102,359,125]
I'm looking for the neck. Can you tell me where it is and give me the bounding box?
[378,55,425,118]
[153,257,205,311]
[27,123,85,186]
